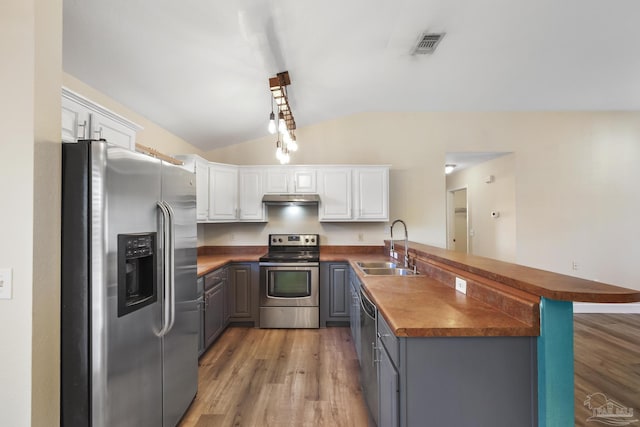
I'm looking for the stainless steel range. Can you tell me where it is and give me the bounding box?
[259,234,320,328]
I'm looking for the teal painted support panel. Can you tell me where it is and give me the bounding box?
[537,297,574,427]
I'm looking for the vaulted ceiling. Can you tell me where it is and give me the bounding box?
[63,0,640,151]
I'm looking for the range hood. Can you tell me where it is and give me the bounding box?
[261,194,321,205]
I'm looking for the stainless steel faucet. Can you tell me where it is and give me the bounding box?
[390,219,409,268]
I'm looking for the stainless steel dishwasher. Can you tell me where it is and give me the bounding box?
[360,288,378,425]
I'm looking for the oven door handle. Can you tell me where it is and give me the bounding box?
[259,262,319,268]
[266,295,313,300]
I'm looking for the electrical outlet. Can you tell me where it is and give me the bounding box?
[0,268,13,300]
[358,233,364,242]
[572,261,578,271]
[455,277,467,295]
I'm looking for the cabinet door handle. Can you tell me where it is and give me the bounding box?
[78,120,87,139]
[372,342,380,365]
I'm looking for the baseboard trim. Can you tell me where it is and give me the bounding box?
[573,302,640,314]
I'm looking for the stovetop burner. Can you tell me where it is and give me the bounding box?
[259,234,320,263]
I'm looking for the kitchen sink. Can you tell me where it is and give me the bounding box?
[355,261,398,269]
[360,267,419,276]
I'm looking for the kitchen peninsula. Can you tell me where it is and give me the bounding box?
[196,242,640,427]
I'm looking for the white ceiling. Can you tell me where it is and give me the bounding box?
[63,0,640,152]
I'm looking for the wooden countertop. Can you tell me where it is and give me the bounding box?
[196,243,639,338]
[197,246,537,337]
[349,261,538,337]
[197,246,265,276]
[401,241,640,303]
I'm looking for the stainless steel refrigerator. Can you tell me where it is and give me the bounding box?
[61,139,198,427]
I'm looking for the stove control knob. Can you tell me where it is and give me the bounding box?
[305,238,309,243]
[278,238,283,243]
[311,238,315,243]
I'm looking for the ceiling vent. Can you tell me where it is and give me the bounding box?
[412,32,445,55]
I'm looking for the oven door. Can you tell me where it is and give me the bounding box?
[259,263,319,307]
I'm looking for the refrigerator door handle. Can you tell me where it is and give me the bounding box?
[157,201,172,337]
[165,201,177,333]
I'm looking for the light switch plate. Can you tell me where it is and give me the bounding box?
[0,268,13,299]
[455,277,467,295]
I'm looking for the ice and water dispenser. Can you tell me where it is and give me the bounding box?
[117,233,157,317]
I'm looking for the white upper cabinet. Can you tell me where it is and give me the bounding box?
[238,167,266,222]
[318,168,352,221]
[194,157,210,221]
[61,88,142,150]
[208,163,238,222]
[174,154,210,221]
[354,167,389,221]
[169,158,388,223]
[264,168,289,193]
[264,167,317,194]
[292,169,317,193]
[62,96,91,142]
[90,111,137,150]
[318,166,389,222]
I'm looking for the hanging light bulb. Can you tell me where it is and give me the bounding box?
[278,111,287,134]
[288,131,298,152]
[281,150,290,165]
[268,95,276,134]
[268,111,276,134]
[283,131,292,145]
[275,137,283,160]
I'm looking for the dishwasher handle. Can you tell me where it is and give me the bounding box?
[360,289,377,320]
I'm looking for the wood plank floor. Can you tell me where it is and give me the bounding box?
[574,314,640,427]
[179,327,371,427]
[180,315,640,427]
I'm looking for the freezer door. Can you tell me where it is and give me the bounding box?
[93,142,164,427]
[161,161,199,427]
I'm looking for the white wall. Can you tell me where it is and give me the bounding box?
[0,3,36,424]
[447,154,516,262]
[205,112,640,291]
[515,119,640,288]
[1,0,61,425]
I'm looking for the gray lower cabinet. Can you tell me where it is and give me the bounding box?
[374,314,537,427]
[204,282,224,348]
[199,263,259,354]
[320,262,351,326]
[378,339,399,427]
[203,267,228,349]
[228,263,259,323]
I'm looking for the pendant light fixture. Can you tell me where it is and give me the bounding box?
[268,71,298,163]
[268,95,276,134]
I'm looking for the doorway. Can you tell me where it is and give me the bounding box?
[447,187,468,253]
